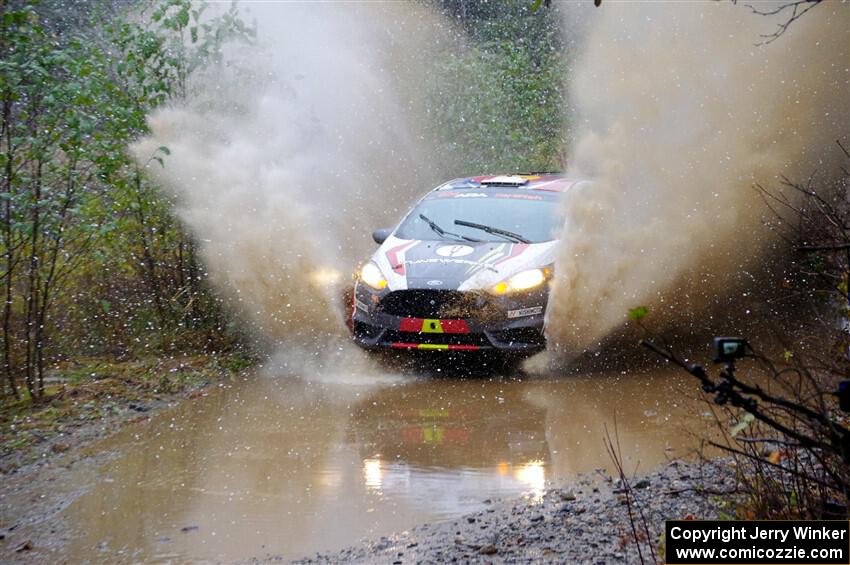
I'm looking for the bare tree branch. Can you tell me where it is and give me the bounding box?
[735,0,824,44]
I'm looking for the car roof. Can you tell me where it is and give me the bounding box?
[433,173,581,193]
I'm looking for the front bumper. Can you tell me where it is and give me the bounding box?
[349,283,547,353]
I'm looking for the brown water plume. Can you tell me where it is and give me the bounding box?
[132,3,455,361]
[546,1,849,359]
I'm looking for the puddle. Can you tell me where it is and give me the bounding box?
[54,368,709,562]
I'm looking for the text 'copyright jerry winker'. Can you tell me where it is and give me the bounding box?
[665,520,849,564]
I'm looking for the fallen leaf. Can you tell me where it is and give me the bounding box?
[14,540,33,552]
[478,544,498,555]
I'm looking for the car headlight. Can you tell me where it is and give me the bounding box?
[491,268,548,295]
[309,267,342,287]
[360,262,388,290]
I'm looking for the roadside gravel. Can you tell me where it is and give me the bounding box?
[290,459,735,565]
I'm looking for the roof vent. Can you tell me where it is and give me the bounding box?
[480,175,529,187]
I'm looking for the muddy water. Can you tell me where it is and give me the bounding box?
[58,368,711,562]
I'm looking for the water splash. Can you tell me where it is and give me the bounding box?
[546,1,849,358]
[132,3,455,369]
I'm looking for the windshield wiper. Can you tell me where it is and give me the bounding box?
[453,220,530,244]
[419,214,480,242]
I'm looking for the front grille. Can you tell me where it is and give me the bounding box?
[353,320,383,340]
[490,327,545,346]
[381,329,489,346]
[378,290,489,319]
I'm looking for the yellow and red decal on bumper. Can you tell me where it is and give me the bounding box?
[399,318,470,334]
[390,342,480,351]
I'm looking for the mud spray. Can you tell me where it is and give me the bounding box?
[132,3,456,375]
[545,1,849,362]
[134,2,848,373]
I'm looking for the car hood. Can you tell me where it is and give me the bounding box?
[371,237,558,291]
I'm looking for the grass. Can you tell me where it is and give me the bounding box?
[0,351,257,469]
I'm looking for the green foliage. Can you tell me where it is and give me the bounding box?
[628,306,648,321]
[429,1,567,174]
[0,1,254,401]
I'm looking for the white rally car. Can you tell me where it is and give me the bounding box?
[348,174,582,358]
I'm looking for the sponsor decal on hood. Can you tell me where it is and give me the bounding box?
[373,236,556,292]
[399,242,524,288]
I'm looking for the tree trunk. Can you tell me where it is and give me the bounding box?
[1,94,18,399]
[36,159,78,396]
[24,159,42,401]
[133,169,166,325]
[186,239,200,329]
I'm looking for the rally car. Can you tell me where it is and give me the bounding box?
[349,174,583,357]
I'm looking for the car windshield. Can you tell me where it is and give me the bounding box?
[395,191,563,243]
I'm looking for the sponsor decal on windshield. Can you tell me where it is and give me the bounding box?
[431,192,489,199]
[494,193,544,200]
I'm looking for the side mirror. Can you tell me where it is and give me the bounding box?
[372,228,392,245]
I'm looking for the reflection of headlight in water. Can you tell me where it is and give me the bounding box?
[363,457,383,491]
[309,267,342,287]
[316,469,342,491]
[514,459,546,502]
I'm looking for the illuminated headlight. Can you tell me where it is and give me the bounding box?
[491,268,548,295]
[309,267,342,287]
[360,262,388,290]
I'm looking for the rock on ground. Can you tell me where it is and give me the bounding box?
[283,459,733,565]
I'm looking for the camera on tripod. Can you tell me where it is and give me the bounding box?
[713,337,750,363]
[711,336,850,414]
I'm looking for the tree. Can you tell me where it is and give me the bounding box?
[429,1,568,174]
[0,1,254,401]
